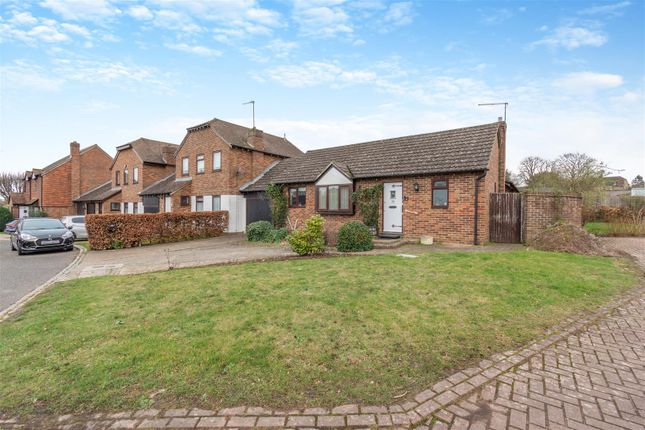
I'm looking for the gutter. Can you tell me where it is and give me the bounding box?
[473,170,488,245]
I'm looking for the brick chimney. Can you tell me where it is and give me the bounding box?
[162,145,176,165]
[70,141,81,199]
[247,128,265,152]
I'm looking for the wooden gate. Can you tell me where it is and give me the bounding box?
[489,193,522,243]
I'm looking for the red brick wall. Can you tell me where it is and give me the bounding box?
[522,193,583,243]
[100,193,123,214]
[41,162,71,210]
[176,128,284,197]
[283,172,491,245]
[79,146,112,196]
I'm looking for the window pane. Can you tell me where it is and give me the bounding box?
[298,187,306,206]
[328,186,339,210]
[433,189,448,206]
[434,180,447,188]
[318,187,327,210]
[289,188,297,206]
[196,196,204,211]
[197,155,205,173]
[182,158,189,174]
[213,152,221,170]
[340,187,350,210]
[213,196,221,211]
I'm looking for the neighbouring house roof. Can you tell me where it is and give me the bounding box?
[505,180,520,193]
[112,138,178,167]
[241,122,504,192]
[184,117,303,159]
[603,176,630,190]
[9,193,38,206]
[39,145,108,175]
[139,173,191,196]
[73,181,121,202]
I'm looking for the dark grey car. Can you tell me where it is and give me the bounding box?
[10,218,74,255]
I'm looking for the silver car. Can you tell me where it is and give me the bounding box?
[61,215,88,240]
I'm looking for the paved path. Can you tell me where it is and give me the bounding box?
[0,237,78,312]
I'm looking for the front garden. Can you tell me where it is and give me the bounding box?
[0,250,639,415]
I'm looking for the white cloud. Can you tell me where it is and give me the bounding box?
[553,72,624,93]
[383,2,414,27]
[0,11,92,45]
[39,0,121,21]
[258,61,377,87]
[128,5,153,20]
[164,42,222,57]
[481,8,513,25]
[0,61,65,92]
[579,1,631,16]
[86,100,119,112]
[293,1,353,37]
[531,25,607,50]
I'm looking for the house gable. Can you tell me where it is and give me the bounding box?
[315,164,353,186]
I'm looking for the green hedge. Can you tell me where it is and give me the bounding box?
[247,221,289,243]
[287,214,325,256]
[0,206,13,231]
[337,221,374,252]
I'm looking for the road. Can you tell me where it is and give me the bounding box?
[0,237,78,312]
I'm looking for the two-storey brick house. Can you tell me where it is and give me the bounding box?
[10,142,112,218]
[140,117,302,232]
[95,138,179,214]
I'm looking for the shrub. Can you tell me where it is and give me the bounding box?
[28,209,48,217]
[272,227,289,242]
[287,214,325,256]
[246,221,274,242]
[0,206,13,231]
[337,221,374,252]
[266,183,288,228]
[352,184,383,230]
[86,212,228,250]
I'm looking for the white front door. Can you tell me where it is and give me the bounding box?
[383,182,403,234]
[19,206,30,218]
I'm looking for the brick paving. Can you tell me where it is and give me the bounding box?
[2,239,643,429]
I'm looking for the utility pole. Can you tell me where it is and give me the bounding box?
[478,102,509,122]
[243,100,255,128]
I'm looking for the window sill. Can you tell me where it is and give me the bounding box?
[317,210,354,215]
[431,205,449,209]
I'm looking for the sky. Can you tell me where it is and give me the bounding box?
[1,0,644,182]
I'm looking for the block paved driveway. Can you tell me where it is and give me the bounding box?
[425,238,645,430]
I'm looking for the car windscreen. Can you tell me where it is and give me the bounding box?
[72,217,85,224]
[22,219,65,230]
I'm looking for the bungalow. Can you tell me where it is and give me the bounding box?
[241,120,507,245]
[140,117,302,232]
[10,142,112,218]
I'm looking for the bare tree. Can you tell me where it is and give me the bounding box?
[0,172,25,202]
[518,156,551,187]
[554,152,606,194]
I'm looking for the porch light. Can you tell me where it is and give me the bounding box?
[413,182,420,192]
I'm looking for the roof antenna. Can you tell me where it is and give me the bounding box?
[243,100,255,129]
[478,102,508,122]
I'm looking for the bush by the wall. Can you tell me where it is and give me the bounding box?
[336,221,374,252]
[0,206,13,230]
[287,214,325,256]
[86,211,228,250]
[247,220,274,242]
[272,227,288,242]
[28,209,48,217]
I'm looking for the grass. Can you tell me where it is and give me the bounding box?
[0,251,639,415]
[584,221,645,237]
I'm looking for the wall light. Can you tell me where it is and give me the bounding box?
[413,183,420,192]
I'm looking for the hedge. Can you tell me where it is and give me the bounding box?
[337,221,373,252]
[86,212,228,250]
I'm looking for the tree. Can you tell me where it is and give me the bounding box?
[554,152,606,195]
[0,172,24,202]
[518,156,551,188]
[632,175,644,188]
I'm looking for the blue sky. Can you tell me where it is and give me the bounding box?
[1,0,643,181]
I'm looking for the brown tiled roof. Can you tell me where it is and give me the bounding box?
[139,173,191,196]
[187,117,303,158]
[242,122,503,192]
[73,181,121,202]
[9,193,38,205]
[40,145,106,174]
[113,138,178,167]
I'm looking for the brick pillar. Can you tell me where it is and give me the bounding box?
[498,119,506,189]
[247,128,265,152]
[70,141,81,199]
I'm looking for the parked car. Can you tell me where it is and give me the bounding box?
[4,219,18,233]
[10,217,74,255]
[61,215,88,240]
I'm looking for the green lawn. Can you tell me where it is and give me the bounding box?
[584,221,645,237]
[0,251,638,415]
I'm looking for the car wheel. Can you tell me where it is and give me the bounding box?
[10,239,16,251]
[17,245,24,255]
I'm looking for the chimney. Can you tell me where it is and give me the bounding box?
[498,116,503,122]
[70,141,81,199]
[162,146,176,165]
[247,128,265,152]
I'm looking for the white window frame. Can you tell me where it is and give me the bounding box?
[212,151,222,171]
